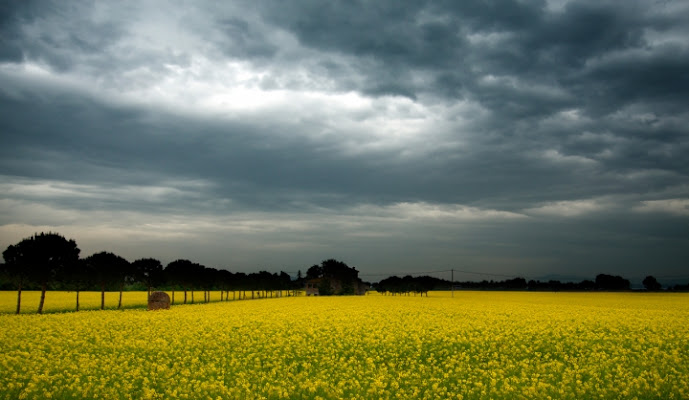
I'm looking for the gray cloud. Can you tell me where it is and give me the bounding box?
[0,0,687,284]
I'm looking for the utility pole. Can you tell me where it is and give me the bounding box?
[451,269,454,298]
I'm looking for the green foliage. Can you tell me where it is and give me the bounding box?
[340,281,355,295]
[318,278,334,296]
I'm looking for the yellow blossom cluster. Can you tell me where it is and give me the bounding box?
[1,291,688,399]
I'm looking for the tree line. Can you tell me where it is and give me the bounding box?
[1,232,303,314]
[374,273,687,295]
[4,232,686,314]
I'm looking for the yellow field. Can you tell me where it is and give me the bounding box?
[1,292,688,399]
[0,290,293,314]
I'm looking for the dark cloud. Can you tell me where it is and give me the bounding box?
[260,0,689,119]
[0,1,28,62]
[0,0,687,283]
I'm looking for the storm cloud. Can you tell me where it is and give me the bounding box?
[1,0,687,284]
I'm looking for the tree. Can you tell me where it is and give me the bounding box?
[321,259,358,284]
[642,275,662,291]
[278,271,292,295]
[217,269,235,301]
[306,264,322,280]
[2,244,31,314]
[63,259,94,311]
[200,267,218,302]
[87,252,130,310]
[233,272,249,299]
[292,270,305,295]
[132,258,164,298]
[595,274,631,291]
[503,277,528,290]
[2,232,80,314]
[318,278,334,296]
[165,259,204,304]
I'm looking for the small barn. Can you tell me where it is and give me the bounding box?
[305,278,322,296]
[304,259,370,296]
[305,277,369,296]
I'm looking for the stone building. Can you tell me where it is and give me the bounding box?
[305,277,369,296]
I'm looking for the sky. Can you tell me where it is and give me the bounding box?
[1,0,688,284]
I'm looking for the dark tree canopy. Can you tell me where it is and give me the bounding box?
[305,264,322,280]
[4,232,80,284]
[87,252,130,289]
[132,258,164,293]
[642,275,662,291]
[375,275,440,295]
[2,244,30,289]
[595,274,631,291]
[63,259,95,290]
[165,259,205,289]
[2,232,80,313]
[321,259,359,283]
[86,251,130,309]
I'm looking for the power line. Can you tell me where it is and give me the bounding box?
[653,274,689,279]
[452,268,526,279]
[360,269,452,277]
[361,268,531,280]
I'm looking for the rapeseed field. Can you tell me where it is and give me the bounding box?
[1,292,687,399]
[0,290,283,314]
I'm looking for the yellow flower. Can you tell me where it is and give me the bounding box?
[1,291,688,399]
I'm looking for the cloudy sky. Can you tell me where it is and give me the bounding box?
[1,0,688,283]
